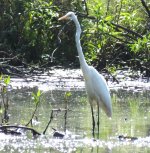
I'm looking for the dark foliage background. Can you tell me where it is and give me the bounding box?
[0,0,149,76]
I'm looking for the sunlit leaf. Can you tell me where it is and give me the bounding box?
[105,16,113,21]
[4,76,10,86]
[0,75,2,80]
[0,108,3,114]
[37,90,41,97]
[64,91,72,100]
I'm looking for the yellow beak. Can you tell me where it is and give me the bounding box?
[58,15,69,21]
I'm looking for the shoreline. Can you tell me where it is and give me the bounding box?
[9,68,150,92]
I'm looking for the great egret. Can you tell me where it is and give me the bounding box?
[59,12,112,136]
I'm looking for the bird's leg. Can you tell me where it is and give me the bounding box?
[90,105,95,137]
[97,106,100,139]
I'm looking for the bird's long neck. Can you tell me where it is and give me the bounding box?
[73,17,88,75]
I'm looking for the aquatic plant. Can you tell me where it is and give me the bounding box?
[26,89,42,126]
[0,75,10,123]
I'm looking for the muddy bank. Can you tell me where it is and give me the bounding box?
[9,68,149,92]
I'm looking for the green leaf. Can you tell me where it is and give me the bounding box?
[0,108,3,114]
[32,90,41,105]
[4,76,10,86]
[0,75,2,80]
[37,90,41,97]
[66,91,72,97]
[64,91,72,100]
[105,16,113,21]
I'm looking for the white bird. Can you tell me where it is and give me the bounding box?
[59,12,112,136]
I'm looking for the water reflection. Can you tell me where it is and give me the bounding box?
[0,88,149,152]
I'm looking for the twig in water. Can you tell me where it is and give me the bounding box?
[0,125,41,137]
[43,110,54,135]
[25,101,40,127]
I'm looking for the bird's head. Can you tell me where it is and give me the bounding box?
[58,12,76,21]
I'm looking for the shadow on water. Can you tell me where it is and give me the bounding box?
[0,87,150,152]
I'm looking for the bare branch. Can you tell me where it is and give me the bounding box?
[140,0,150,18]
[43,110,54,135]
[0,125,41,136]
[110,22,143,39]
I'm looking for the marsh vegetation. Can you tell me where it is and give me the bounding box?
[0,0,150,152]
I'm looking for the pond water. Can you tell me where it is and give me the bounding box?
[0,87,150,153]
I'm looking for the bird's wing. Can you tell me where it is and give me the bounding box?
[88,66,112,117]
